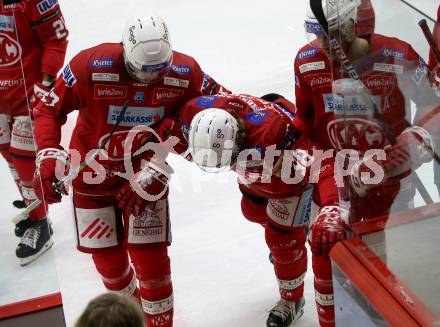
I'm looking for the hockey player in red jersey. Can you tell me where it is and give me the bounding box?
[294,0,440,326]
[0,0,68,265]
[32,15,229,327]
[158,92,334,327]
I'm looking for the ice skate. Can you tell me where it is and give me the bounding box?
[16,218,54,266]
[266,297,305,327]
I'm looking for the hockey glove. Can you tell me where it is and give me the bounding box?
[32,148,69,204]
[116,160,173,217]
[309,206,349,257]
[158,118,189,154]
[30,82,52,112]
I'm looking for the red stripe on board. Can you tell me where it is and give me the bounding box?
[0,292,62,319]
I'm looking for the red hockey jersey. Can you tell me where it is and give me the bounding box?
[175,93,313,198]
[33,42,230,193]
[294,33,436,152]
[293,33,440,220]
[0,0,68,114]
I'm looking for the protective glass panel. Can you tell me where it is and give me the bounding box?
[321,0,440,324]
[0,0,61,319]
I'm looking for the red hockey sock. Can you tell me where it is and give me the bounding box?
[92,248,139,297]
[266,225,308,302]
[0,149,22,197]
[12,155,47,220]
[130,246,173,327]
[312,254,335,327]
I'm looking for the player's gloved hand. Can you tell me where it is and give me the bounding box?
[116,160,173,217]
[32,148,70,204]
[350,126,434,197]
[30,82,52,111]
[309,206,349,257]
[158,118,188,154]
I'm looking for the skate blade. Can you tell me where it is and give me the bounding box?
[19,239,54,266]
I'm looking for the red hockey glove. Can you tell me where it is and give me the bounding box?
[158,118,189,154]
[116,160,173,217]
[309,206,349,257]
[350,126,434,197]
[33,148,69,204]
[30,82,51,110]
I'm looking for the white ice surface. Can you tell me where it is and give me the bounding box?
[1,0,439,326]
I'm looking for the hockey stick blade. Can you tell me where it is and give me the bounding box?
[12,100,129,224]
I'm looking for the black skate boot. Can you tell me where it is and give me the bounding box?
[266,298,305,327]
[14,216,33,237]
[16,218,54,266]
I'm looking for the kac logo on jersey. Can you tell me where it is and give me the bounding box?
[297,48,317,60]
[62,64,76,87]
[91,58,115,69]
[134,92,145,103]
[37,0,58,14]
[171,64,191,75]
[195,96,217,108]
[0,33,21,67]
[246,111,268,125]
[0,16,15,32]
[380,48,405,60]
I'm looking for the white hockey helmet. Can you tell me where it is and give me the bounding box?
[189,108,241,173]
[122,15,173,83]
[305,0,360,35]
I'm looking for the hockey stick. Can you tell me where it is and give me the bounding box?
[12,100,129,224]
[399,0,436,25]
[419,19,440,64]
[309,0,434,204]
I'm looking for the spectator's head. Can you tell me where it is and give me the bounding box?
[75,293,144,327]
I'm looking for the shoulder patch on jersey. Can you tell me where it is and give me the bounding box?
[195,95,217,108]
[37,0,58,14]
[373,63,403,74]
[63,64,77,87]
[152,88,185,104]
[299,61,325,74]
[92,73,120,82]
[245,111,268,125]
[297,48,318,60]
[171,64,191,75]
[411,57,429,85]
[0,15,15,32]
[163,77,189,88]
[91,58,115,69]
[380,48,405,60]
